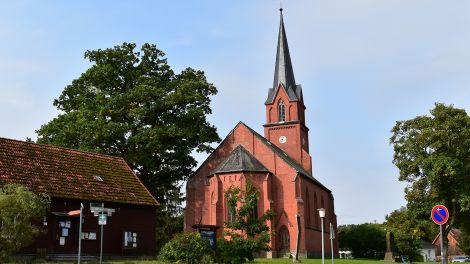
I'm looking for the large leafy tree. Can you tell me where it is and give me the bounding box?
[390,103,470,258]
[0,184,50,261]
[36,43,220,205]
[338,223,386,259]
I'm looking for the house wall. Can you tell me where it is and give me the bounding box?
[420,247,436,262]
[433,230,463,260]
[21,198,156,257]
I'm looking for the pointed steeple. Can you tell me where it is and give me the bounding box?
[274,8,296,91]
[266,8,301,104]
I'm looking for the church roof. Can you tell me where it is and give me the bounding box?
[0,137,158,206]
[266,9,302,104]
[209,145,269,175]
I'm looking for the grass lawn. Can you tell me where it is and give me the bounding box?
[8,259,428,264]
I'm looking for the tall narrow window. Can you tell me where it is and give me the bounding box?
[278,100,286,122]
[314,193,319,228]
[249,198,258,220]
[305,189,311,228]
[227,203,236,223]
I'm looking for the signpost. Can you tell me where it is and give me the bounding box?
[99,203,105,264]
[431,205,449,264]
[90,203,115,264]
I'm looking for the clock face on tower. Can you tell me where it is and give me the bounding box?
[279,136,287,144]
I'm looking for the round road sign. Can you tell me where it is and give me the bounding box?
[431,204,449,225]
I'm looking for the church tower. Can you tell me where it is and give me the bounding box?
[264,9,312,173]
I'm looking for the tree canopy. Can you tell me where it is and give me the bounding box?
[390,103,470,257]
[384,207,436,258]
[338,223,386,259]
[0,184,50,261]
[36,43,220,205]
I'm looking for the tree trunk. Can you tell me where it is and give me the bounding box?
[443,224,451,264]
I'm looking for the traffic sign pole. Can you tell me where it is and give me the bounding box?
[431,205,449,264]
[440,224,444,264]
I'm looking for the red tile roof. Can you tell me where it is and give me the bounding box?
[0,137,157,206]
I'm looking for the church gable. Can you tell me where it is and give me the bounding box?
[189,122,297,182]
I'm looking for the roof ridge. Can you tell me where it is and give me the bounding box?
[0,137,125,162]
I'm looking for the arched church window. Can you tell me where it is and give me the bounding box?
[278,100,286,122]
[227,203,235,223]
[305,189,311,228]
[249,197,258,220]
[314,193,319,228]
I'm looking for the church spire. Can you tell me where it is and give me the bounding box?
[273,8,296,94]
[266,8,300,104]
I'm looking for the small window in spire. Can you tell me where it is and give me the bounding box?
[278,100,286,122]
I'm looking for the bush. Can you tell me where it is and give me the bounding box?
[215,232,270,264]
[158,232,212,263]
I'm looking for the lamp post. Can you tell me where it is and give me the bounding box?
[318,208,326,264]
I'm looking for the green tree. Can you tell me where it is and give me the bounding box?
[216,180,274,264]
[338,223,386,259]
[390,103,470,259]
[37,43,220,204]
[36,42,220,252]
[0,184,50,261]
[385,207,437,259]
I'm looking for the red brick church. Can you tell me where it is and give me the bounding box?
[185,10,338,258]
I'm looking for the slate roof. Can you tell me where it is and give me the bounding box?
[0,137,158,206]
[209,145,269,175]
[266,9,303,104]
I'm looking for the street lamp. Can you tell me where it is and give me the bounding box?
[318,208,326,264]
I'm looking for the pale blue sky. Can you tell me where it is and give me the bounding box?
[1,1,469,225]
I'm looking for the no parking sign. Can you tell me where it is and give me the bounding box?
[431,204,449,225]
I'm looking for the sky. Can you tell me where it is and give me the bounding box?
[1,1,470,225]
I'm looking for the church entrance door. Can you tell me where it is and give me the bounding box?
[279,226,290,252]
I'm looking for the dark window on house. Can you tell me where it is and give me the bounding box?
[278,100,286,122]
[123,231,138,248]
